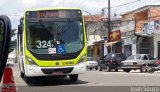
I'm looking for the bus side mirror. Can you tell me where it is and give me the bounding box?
[0,15,11,82]
[18,25,22,34]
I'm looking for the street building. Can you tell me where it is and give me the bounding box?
[85,15,105,60]
[120,5,160,59]
[85,5,160,60]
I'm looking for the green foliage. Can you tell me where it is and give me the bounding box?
[9,29,17,52]
[11,29,16,36]
[0,35,2,41]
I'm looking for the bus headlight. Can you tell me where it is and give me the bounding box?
[27,57,38,66]
[77,54,86,64]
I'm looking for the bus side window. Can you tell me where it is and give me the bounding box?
[18,18,23,56]
[18,25,23,55]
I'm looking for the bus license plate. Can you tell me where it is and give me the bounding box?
[52,71,63,75]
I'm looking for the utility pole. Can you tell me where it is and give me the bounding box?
[107,0,112,53]
[108,0,111,41]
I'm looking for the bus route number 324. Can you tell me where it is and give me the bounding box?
[36,40,52,48]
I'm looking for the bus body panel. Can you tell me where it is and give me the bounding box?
[24,62,86,77]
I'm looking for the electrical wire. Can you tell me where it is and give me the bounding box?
[95,0,141,15]
[111,0,140,8]
[103,0,140,9]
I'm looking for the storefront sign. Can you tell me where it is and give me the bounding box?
[155,20,160,33]
[141,21,155,35]
[136,20,160,35]
[135,20,147,33]
[109,30,121,42]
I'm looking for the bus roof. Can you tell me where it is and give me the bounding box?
[24,8,81,12]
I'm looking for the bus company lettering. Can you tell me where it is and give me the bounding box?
[62,62,74,65]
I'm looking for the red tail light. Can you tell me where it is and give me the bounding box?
[109,59,112,64]
[156,62,158,65]
[156,61,160,65]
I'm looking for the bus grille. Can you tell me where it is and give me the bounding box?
[41,67,74,74]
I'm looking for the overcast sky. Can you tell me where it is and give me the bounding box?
[0,0,159,29]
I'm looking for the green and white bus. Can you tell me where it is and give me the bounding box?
[17,8,87,83]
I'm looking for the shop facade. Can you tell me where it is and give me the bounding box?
[121,30,136,58]
[120,5,160,58]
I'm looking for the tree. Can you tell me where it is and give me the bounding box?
[10,29,17,52]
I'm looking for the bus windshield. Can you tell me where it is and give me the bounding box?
[26,20,84,54]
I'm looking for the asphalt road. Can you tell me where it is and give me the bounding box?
[2,63,160,92]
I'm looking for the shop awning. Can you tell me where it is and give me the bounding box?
[87,38,104,47]
[105,40,121,46]
[87,40,95,47]
[87,43,94,47]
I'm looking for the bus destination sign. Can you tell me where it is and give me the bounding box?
[26,10,82,19]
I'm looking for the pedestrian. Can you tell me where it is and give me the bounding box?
[96,54,101,65]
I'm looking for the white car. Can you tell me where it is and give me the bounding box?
[86,57,99,70]
[7,50,17,64]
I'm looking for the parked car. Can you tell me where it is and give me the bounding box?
[121,54,157,73]
[7,49,17,63]
[99,53,125,72]
[86,57,99,70]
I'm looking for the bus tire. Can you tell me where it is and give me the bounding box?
[99,67,102,71]
[24,75,33,84]
[69,74,78,82]
[126,69,131,73]
[140,65,147,73]
[115,69,118,72]
[20,72,24,78]
[95,68,98,70]
[106,65,110,72]
[123,69,126,72]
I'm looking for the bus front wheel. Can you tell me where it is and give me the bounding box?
[24,75,33,84]
[69,74,78,82]
[20,72,25,78]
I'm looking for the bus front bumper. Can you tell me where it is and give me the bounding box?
[25,62,86,77]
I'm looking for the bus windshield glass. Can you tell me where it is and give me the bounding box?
[26,19,84,54]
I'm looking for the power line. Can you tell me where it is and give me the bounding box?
[111,0,140,8]
[103,0,140,9]
[82,9,91,15]
[95,0,141,15]
[100,0,142,18]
